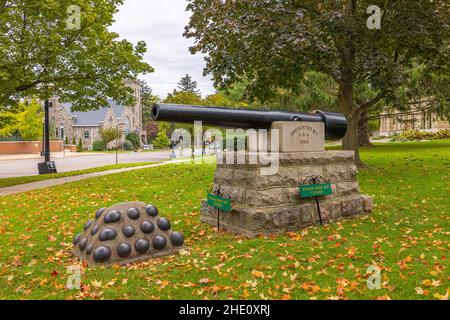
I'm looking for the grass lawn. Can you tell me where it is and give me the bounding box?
[0,162,156,189]
[0,140,448,300]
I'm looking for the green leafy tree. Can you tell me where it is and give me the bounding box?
[72,136,76,145]
[126,132,140,149]
[139,80,160,143]
[100,127,120,145]
[0,0,153,115]
[185,0,450,166]
[165,91,203,105]
[17,100,43,141]
[177,74,200,96]
[77,138,83,152]
[152,123,170,149]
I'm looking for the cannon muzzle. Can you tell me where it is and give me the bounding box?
[151,103,347,140]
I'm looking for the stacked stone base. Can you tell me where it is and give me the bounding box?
[201,151,373,238]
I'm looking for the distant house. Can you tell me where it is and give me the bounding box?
[379,108,450,136]
[49,80,146,150]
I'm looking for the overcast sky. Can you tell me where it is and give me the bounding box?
[110,0,215,98]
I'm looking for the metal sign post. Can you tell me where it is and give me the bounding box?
[207,187,232,232]
[300,176,333,226]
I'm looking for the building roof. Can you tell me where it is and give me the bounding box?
[62,99,125,126]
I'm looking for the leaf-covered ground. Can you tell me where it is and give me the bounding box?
[0,140,448,300]
[0,162,155,188]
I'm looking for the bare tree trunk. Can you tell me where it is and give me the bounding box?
[358,109,373,147]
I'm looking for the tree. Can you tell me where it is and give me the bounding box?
[77,138,83,152]
[177,74,200,96]
[100,127,120,145]
[185,0,450,167]
[139,80,160,143]
[152,123,170,149]
[165,91,203,106]
[17,100,43,141]
[0,0,153,115]
[126,131,140,149]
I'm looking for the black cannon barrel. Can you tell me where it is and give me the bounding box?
[152,103,347,140]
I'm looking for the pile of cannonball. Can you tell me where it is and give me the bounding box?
[73,202,184,266]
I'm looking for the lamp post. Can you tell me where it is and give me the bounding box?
[116,124,119,165]
[44,100,51,162]
[38,99,57,174]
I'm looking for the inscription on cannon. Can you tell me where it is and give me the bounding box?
[272,121,325,152]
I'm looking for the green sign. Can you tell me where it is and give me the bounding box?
[207,194,232,212]
[300,183,333,198]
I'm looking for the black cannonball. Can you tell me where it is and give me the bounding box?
[153,236,167,250]
[157,218,171,231]
[123,226,136,238]
[146,205,158,217]
[127,207,140,220]
[140,221,155,234]
[93,246,112,263]
[170,232,184,247]
[86,244,93,255]
[99,228,117,241]
[91,224,99,235]
[73,233,81,245]
[117,243,132,258]
[95,207,106,219]
[104,210,121,224]
[78,237,88,251]
[135,239,150,254]
[84,220,93,231]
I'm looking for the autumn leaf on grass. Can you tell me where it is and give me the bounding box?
[286,232,302,241]
[397,256,413,270]
[301,281,321,294]
[251,270,265,279]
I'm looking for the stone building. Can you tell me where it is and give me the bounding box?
[48,81,146,150]
[379,108,450,136]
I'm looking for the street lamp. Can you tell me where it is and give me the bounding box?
[37,100,57,174]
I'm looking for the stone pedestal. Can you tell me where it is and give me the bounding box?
[201,151,373,238]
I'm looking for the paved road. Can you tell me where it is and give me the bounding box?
[0,151,171,178]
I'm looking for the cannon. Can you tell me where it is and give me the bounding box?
[151,103,347,140]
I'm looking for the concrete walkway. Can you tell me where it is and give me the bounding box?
[0,158,194,197]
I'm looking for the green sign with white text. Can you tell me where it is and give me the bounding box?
[207,194,232,212]
[300,183,333,198]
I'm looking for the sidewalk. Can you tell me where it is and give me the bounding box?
[0,151,106,161]
[0,158,194,197]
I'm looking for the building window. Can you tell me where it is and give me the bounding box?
[60,126,65,140]
[84,131,90,139]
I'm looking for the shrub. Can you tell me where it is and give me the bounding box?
[122,140,134,151]
[126,132,140,149]
[77,138,83,152]
[153,129,170,149]
[396,129,450,141]
[92,140,106,151]
[72,137,76,145]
